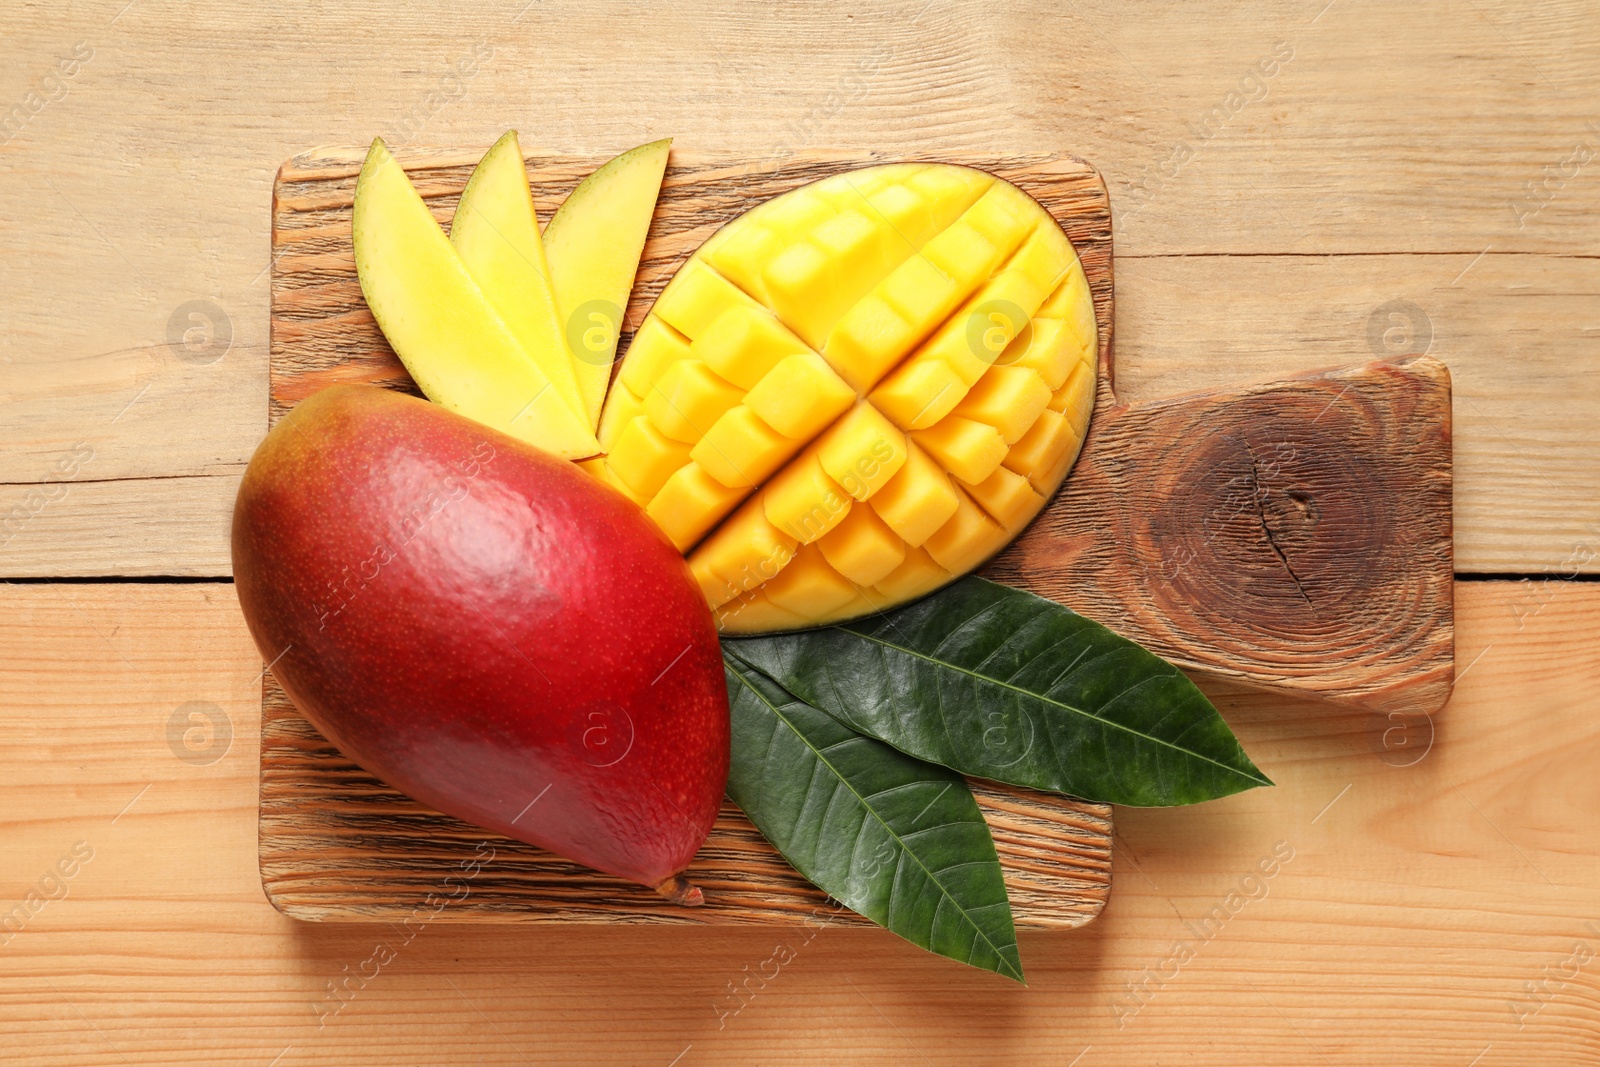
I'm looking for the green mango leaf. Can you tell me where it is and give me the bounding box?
[726,577,1272,807]
[723,649,1023,983]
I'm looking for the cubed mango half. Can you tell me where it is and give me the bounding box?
[595,162,1098,632]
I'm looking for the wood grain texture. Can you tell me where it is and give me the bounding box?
[3,0,1595,578]
[1109,252,1598,575]
[4,582,1597,1066]
[988,355,1455,716]
[4,0,1597,1060]
[259,680,1111,928]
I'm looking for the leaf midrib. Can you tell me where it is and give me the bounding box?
[838,623,1270,786]
[726,654,1022,980]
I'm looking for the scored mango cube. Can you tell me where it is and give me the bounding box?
[848,163,982,247]
[619,317,693,397]
[981,269,1053,325]
[652,260,764,339]
[1049,359,1096,424]
[817,402,908,500]
[691,503,798,606]
[998,317,1075,390]
[644,360,743,443]
[862,183,926,238]
[1004,408,1082,495]
[870,356,968,430]
[878,254,963,336]
[761,188,840,234]
[819,503,906,587]
[810,173,873,210]
[922,487,1009,574]
[691,304,811,389]
[953,365,1052,444]
[906,166,992,218]
[690,405,797,488]
[921,221,1002,294]
[597,162,1098,630]
[823,295,919,393]
[716,590,809,634]
[960,464,1044,533]
[913,303,1014,387]
[596,384,645,450]
[869,443,960,547]
[760,242,835,349]
[912,415,1008,486]
[763,451,852,543]
[1039,263,1098,362]
[705,223,783,302]
[1004,224,1073,292]
[813,210,903,272]
[608,416,693,500]
[872,545,952,602]
[645,462,747,551]
[761,543,861,617]
[961,186,1035,254]
[1033,416,1087,495]
[742,352,856,439]
[583,454,647,505]
[690,557,741,611]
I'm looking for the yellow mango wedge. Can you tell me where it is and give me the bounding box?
[450,130,588,424]
[352,138,602,460]
[544,139,672,429]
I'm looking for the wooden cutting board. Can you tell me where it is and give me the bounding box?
[261,147,1452,927]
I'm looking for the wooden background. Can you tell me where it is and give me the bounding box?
[1,1,1596,1063]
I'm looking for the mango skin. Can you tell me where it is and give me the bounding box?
[232,385,728,889]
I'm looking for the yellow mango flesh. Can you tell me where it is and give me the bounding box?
[592,163,1098,632]
[351,139,602,460]
[449,130,587,425]
[543,138,672,428]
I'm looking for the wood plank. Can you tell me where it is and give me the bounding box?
[3,1,1593,262]
[1016,0,1600,255]
[1112,252,1600,574]
[3,581,1596,1065]
[4,249,1593,578]
[0,473,238,577]
[3,1,1596,577]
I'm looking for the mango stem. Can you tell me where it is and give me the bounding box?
[654,873,704,906]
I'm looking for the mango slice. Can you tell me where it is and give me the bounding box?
[592,163,1098,632]
[351,139,602,460]
[450,130,587,425]
[544,138,672,428]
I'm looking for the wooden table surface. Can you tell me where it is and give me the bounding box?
[2,2,1596,1063]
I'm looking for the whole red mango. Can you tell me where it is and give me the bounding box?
[233,384,729,898]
